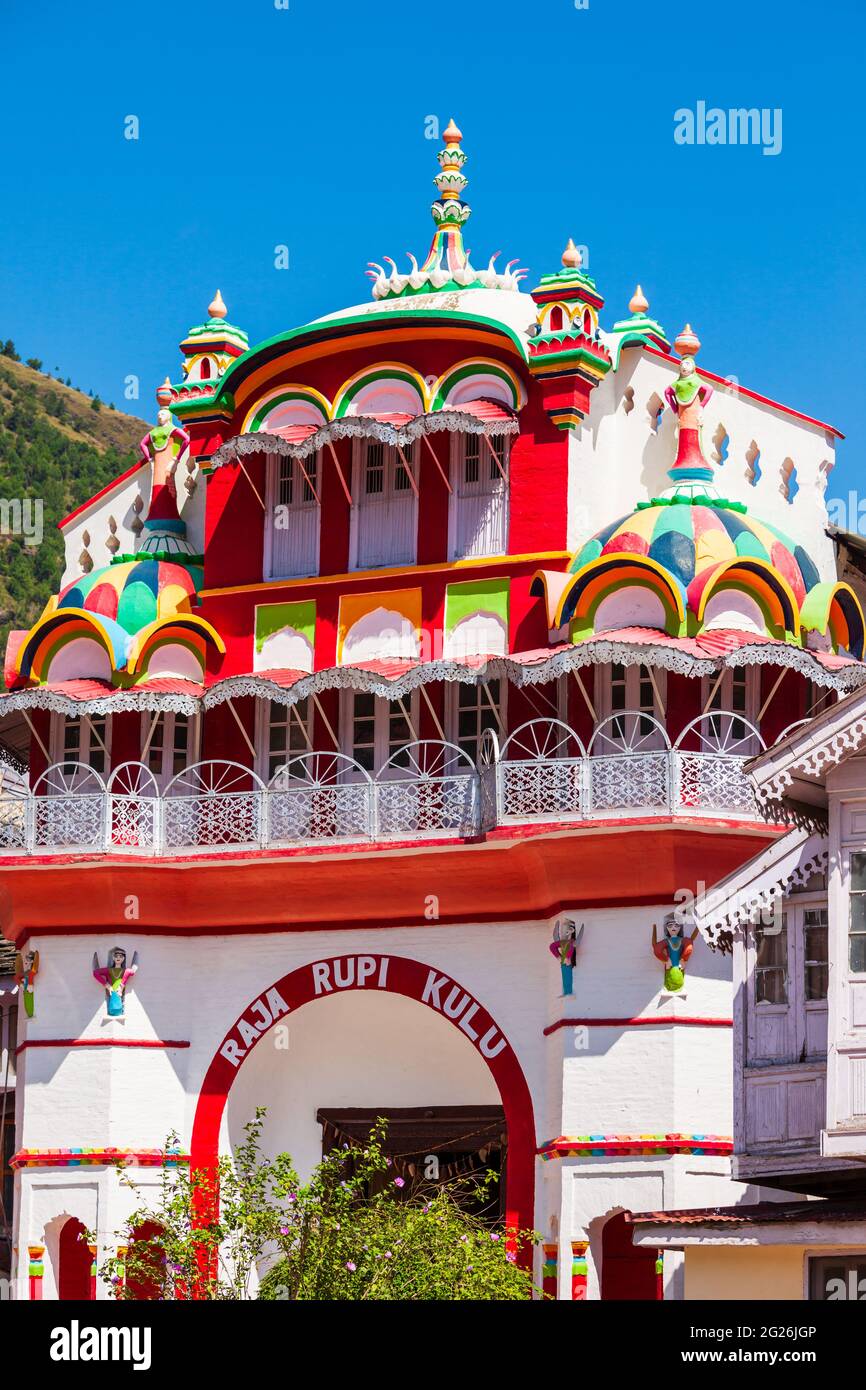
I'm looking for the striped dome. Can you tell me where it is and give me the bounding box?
[571,499,820,612]
[57,559,203,638]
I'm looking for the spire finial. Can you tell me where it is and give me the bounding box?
[629,284,649,316]
[156,376,173,408]
[561,238,582,269]
[442,117,463,144]
[208,288,227,320]
[674,322,701,358]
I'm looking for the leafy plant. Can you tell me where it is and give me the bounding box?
[100,1112,538,1301]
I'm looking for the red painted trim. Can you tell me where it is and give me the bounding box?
[543,1016,732,1035]
[189,954,536,1264]
[3,824,781,946]
[643,346,844,439]
[15,1037,190,1055]
[58,459,147,529]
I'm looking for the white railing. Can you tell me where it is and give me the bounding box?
[0,713,766,857]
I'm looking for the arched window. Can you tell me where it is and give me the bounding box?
[548,306,564,332]
[199,357,212,381]
[58,1217,93,1300]
[583,308,593,335]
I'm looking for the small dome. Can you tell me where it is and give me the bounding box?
[58,559,202,638]
[572,499,820,611]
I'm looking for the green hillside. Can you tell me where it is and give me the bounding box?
[0,351,149,679]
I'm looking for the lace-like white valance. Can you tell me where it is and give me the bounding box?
[209,408,519,468]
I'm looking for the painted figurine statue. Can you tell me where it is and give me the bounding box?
[652,916,699,992]
[14,949,39,1019]
[92,948,139,1017]
[138,403,190,529]
[664,339,714,486]
[550,919,585,996]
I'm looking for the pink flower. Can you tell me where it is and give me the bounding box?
[506,1251,517,1263]
[490,1233,500,1242]
[346,1261,356,1272]
[394,1177,405,1188]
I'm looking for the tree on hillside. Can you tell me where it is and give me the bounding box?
[25,358,43,372]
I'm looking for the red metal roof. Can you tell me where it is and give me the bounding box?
[627,1199,866,1226]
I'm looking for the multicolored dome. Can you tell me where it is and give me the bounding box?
[57,559,203,638]
[571,498,821,615]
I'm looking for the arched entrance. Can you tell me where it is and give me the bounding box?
[600,1212,661,1300]
[58,1217,93,1300]
[190,954,536,1243]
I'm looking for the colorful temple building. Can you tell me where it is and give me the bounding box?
[1,122,864,1300]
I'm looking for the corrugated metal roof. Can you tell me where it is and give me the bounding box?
[627,1199,866,1227]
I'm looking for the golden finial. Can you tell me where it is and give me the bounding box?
[561,238,582,269]
[674,323,701,358]
[208,289,227,320]
[442,118,463,144]
[629,284,649,316]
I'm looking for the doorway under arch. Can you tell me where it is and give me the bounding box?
[191,954,537,1245]
[600,1211,661,1300]
[58,1217,93,1300]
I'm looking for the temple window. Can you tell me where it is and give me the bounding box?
[583,308,593,335]
[199,357,212,380]
[706,668,754,741]
[849,855,866,974]
[448,679,504,763]
[53,714,111,777]
[257,698,313,780]
[548,306,564,332]
[449,434,509,561]
[597,662,664,738]
[141,712,198,789]
[265,453,321,579]
[350,440,418,570]
[341,691,419,774]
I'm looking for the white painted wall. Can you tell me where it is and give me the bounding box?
[569,347,837,583]
[12,904,750,1298]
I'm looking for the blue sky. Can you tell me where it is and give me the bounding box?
[2,0,864,499]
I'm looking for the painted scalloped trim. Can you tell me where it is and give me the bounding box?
[11,1147,189,1169]
[538,1134,733,1160]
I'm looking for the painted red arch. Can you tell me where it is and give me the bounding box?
[190,954,536,1244]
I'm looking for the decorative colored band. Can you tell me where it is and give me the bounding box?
[542,1241,558,1298]
[28,1245,45,1277]
[538,1134,732,1161]
[11,1147,190,1170]
[571,1241,588,1301]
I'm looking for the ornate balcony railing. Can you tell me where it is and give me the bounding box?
[0,711,768,858]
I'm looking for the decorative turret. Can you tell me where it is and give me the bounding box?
[526,240,612,429]
[366,120,526,300]
[609,284,670,366]
[177,290,248,391]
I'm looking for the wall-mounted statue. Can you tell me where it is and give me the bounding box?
[664,327,714,486]
[92,948,139,1017]
[550,919,585,996]
[652,915,699,992]
[15,949,39,1019]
